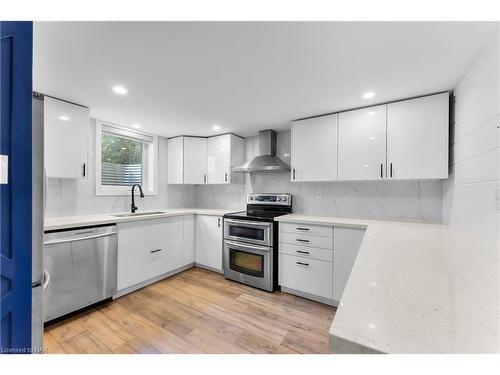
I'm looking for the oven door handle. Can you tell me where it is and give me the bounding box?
[224,240,271,252]
[224,219,272,227]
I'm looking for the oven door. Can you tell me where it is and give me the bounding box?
[223,240,273,291]
[224,218,272,246]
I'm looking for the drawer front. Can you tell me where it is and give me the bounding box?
[279,232,333,250]
[118,243,183,290]
[279,242,333,262]
[280,222,333,237]
[279,254,332,299]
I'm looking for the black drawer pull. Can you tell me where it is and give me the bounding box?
[296,261,310,266]
[296,250,310,255]
[296,238,309,243]
[150,249,162,254]
[296,227,309,231]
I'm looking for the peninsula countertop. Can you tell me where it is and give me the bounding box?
[275,214,500,354]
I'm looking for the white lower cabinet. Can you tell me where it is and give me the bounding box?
[279,222,365,306]
[183,215,195,265]
[333,227,365,303]
[195,215,223,272]
[279,254,333,300]
[117,216,187,292]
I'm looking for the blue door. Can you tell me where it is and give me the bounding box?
[0,21,33,354]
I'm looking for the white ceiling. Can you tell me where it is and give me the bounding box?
[34,22,497,138]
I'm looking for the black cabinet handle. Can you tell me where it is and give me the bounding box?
[380,163,383,178]
[150,249,162,254]
[292,168,296,180]
[217,218,221,228]
[296,250,310,255]
[296,227,309,231]
[224,173,228,182]
[390,163,393,178]
[296,261,310,267]
[296,238,309,243]
[203,174,207,183]
[82,163,86,177]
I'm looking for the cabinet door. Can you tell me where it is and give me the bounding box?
[207,134,230,184]
[387,93,449,180]
[338,105,387,180]
[183,215,195,265]
[44,96,89,178]
[333,227,365,303]
[184,137,208,184]
[291,114,338,182]
[195,215,223,271]
[167,137,184,184]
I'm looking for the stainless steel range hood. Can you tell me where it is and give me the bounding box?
[232,129,290,173]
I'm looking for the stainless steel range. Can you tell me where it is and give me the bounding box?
[223,193,292,292]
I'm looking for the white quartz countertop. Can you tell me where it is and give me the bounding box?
[44,208,241,231]
[276,214,500,353]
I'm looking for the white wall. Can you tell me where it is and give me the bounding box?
[442,26,500,244]
[194,131,444,222]
[46,120,196,217]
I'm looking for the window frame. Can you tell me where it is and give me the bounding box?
[95,120,158,196]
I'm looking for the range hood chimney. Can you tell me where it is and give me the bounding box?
[232,129,290,173]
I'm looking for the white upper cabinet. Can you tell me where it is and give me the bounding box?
[184,137,208,184]
[167,137,184,184]
[338,105,387,181]
[207,134,244,184]
[44,97,89,179]
[291,114,338,182]
[168,134,244,185]
[387,93,449,180]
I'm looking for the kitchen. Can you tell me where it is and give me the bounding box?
[1,15,500,364]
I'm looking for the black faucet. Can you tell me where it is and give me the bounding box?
[131,184,144,213]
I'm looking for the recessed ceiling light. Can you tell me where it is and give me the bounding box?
[132,124,141,129]
[367,111,375,116]
[112,85,128,95]
[58,115,70,121]
[370,136,376,140]
[363,91,375,99]
[212,125,221,131]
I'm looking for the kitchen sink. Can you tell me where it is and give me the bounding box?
[112,211,167,218]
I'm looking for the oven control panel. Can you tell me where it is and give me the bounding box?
[246,193,292,206]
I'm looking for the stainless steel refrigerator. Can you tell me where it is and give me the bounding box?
[31,92,45,351]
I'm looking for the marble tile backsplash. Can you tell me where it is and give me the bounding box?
[193,131,444,222]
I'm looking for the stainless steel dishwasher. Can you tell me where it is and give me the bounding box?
[43,224,117,322]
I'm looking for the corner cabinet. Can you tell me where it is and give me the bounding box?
[195,215,223,272]
[168,135,244,185]
[387,93,449,180]
[207,134,245,184]
[290,114,338,182]
[44,96,89,179]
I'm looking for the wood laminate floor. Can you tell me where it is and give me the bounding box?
[44,267,336,354]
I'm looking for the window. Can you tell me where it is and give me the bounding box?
[95,121,158,195]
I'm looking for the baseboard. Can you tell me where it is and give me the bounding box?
[281,286,337,307]
[114,263,195,298]
[194,263,224,274]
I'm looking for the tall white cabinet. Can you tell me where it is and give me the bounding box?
[291,114,338,182]
[195,215,223,272]
[338,105,387,180]
[44,96,89,179]
[387,92,449,180]
[207,134,245,184]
